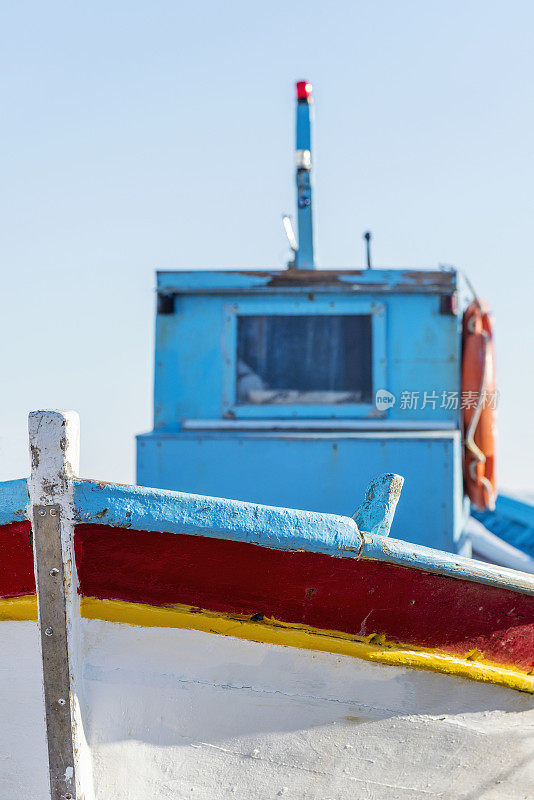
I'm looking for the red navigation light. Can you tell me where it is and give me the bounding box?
[296,81,312,101]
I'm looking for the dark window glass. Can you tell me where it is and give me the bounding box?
[236,314,372,405]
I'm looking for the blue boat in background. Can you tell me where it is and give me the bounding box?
[137,81,534,573]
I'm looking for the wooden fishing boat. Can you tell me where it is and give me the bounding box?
[1,410,533,799]
[136,80,534,575]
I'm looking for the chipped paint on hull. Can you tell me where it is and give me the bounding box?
[0,594,37,620]
[72,478,534,595]
[79,596,534,693]
[74,523,534,676]
[5,588,531,693]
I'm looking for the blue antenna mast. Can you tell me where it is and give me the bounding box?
[294,80,315,269]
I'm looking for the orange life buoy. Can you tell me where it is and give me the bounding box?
[461,299,497,511]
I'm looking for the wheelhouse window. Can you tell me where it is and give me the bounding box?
[236,314,372,405]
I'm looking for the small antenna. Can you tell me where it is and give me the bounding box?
[282,214,297,252]
[282,213,298,259]
[363,231,372,269]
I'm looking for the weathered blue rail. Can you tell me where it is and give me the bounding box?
[0,478,29,525]
[72,478,534,596]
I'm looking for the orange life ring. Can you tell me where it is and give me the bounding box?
[461,299,497,511]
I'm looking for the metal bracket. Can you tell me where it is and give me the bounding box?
[157,291,175,315]
[33,504,77,800]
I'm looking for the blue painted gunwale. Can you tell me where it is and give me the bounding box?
[0,478,29,526]
[72,478,534,596]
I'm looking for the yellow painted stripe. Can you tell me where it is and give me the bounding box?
[81,596,534,694]
[0,594,37,621]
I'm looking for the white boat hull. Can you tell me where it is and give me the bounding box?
[3,619,533,800]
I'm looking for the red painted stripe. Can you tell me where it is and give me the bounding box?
[75,525,534,670]
[0,521,35,598]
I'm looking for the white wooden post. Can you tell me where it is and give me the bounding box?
[29,411,94,800]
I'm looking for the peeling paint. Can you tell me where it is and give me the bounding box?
[156,268,457,295]
[0,478,29,526]
[79,596,534,693]
[72,477,534,596]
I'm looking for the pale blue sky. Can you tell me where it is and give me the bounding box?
[1,1,533,491]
